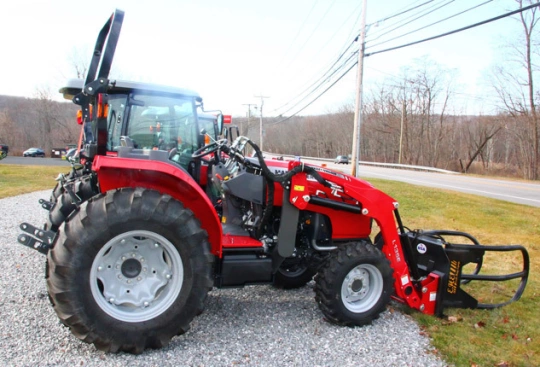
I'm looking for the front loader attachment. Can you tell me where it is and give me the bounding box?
[402,230,529,317]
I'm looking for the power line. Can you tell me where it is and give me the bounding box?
[366,0,493,50]
[270,3,540,123]
[367,0,436,27]
[271,11,361,115]
[302,3,363,74]
[365,1,540,57]
[273,1,492,120]
[254,95,270,150]
[273,50,358,116]
[271,61,357,125]
[282,0,338,71]
[271,1,447,117]
[270,2,361,116]
[275,1,320,69]
[241,103,256,136]
[366,0,456,44]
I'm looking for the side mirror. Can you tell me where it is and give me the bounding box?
[216,114,224,136]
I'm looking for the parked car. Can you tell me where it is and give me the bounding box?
[334,155,349,164]
[0,144,7,159]
[23,147,45,157]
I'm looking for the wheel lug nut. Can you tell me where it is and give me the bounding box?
[122,256,126,261]
[166,274,171,279]
[144,301,149,307]
[121,239,126,244]
[154,243,159,248]
[98,266,103,271]
[109,298,115,303]
[132,253,136,257]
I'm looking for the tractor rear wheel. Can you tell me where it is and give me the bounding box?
[314,241,393,326]
[45,175,96,231]
[47,188,214,353]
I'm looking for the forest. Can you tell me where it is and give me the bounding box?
[1,0,538,181]
[0,91,79,156]
[0,58,537,180]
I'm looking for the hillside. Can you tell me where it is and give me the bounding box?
[0,94,80,156]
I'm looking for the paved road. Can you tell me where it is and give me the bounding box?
[3,154,540,208]
[0,156,70,166]
[356,165,540,207]
[293,157,540,208]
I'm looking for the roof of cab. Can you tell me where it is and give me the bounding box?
[59,79,201,101]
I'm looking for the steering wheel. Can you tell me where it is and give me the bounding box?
[191,138,228,159]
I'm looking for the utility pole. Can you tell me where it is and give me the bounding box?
[254,95,269,151]
[351,0,367,177]
[399,99,405,164]
[242,103,256,136]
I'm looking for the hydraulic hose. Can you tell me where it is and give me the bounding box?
[224,138,331,239]
[242,140,331,188]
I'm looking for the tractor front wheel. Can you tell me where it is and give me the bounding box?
[47,188,214,353]
[315,241,393,326]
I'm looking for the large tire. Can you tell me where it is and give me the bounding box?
[314,241,393,326]
[47,188,214,354]
[45,175,96,231]
[274,258,315,289]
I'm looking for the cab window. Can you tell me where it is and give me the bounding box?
[126,94,197,152]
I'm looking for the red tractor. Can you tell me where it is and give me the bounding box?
[18,10,529,354]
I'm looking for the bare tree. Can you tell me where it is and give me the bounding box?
[492,0,540,180]
[362,58,456,167]
[459,116,502,173]
[68,47,89,79]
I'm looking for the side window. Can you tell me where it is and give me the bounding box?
[198,115,218,141]
[106,94,127,151]
[127,104,159,149]
[125,94,197,154]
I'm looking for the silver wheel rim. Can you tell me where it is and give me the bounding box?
[341,264,383,313]
[90,230,184,323]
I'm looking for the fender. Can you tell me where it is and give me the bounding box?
[92,155,223,256]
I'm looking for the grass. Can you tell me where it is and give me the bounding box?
[0,165,63,199]
[1,166,538,366]
[371,178,539,367]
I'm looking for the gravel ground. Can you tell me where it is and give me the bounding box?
[0,190,448,367]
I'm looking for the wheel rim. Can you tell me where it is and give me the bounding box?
[90,230,184,323]
[341,264,383,313]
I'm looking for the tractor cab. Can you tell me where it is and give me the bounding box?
[60,78,223,184]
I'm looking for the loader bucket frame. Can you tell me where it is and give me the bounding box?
[402,230,529,317]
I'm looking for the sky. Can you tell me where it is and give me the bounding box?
[0,0,532,118]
